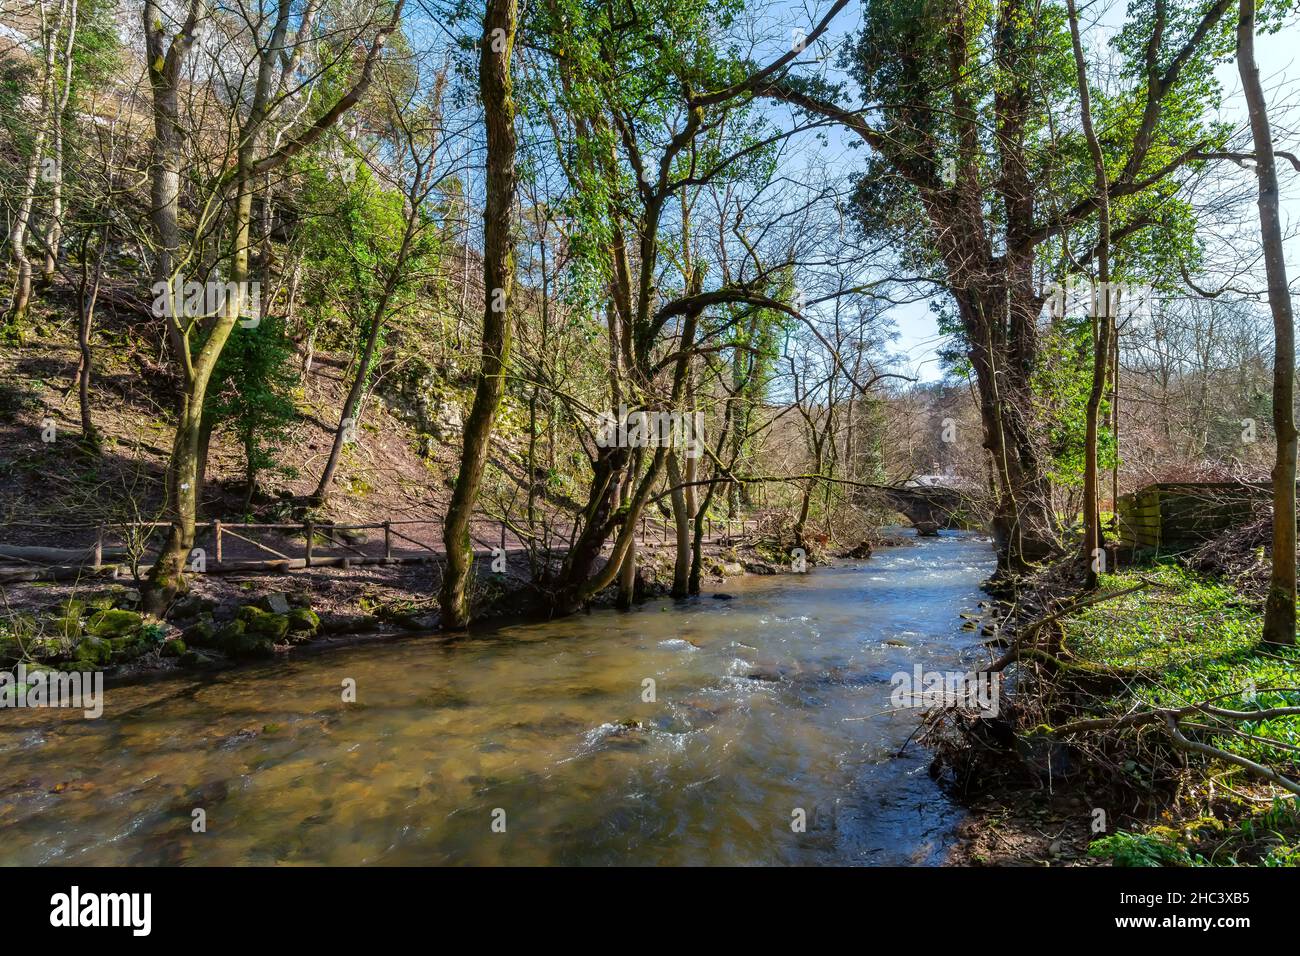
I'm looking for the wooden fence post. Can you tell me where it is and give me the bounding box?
[383,521,392,561]
[93,526,102,570]
[214,520,222,564]
[304,520,314,568]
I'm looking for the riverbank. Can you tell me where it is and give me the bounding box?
[940,560,1300,867]
[1,531,915,680]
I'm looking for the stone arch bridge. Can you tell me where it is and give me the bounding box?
[872,483,982,535]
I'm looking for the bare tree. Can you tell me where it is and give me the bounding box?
[440,0,519,629]
[1238,0,1296,645]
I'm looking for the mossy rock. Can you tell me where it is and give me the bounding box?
[108,635,150,661]
[160,638,187,658]
[217,618,275,658]
[81,592,119,612]
[237,605,290,641]
[226,631,276,659]
[183,614,219,648]
[28,634,72,660]
[170,594,216,620]
[56,597,87,619]
[85,609,144,639]
[50,612,83,641]
[286,607,320,636]
[214,618,245,647]
[73,636,113,666]
[81,587,139,611]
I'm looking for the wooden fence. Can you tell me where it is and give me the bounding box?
[0,515,761,581]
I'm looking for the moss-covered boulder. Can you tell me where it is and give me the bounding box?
[56,597,86,619]
[286,607,320,636]
[108,635,150,661]
[170,594,216,621]
[237,605,290,641]
[73,636,113,666]
[160,638,187,658]
[81,587,139,611]
[183,614,219,648]
[85,609,143,639]
[217,618,275,659]
[50,611,83,641]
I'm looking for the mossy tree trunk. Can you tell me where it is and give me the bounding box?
[1067,0,1113,590]
[440,0,519,630]
[1239,0,1297,645]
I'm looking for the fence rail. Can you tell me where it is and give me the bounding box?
[0,514,761,581]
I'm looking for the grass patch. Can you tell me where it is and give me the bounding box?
[1090,799,1300,867]
[1065,562,1299,769]
[1059,561,1300,865]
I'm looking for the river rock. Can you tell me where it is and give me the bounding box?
[170,594,216,620]
[183,614,219,648]
[217,619,275,659]
[86,609,143,639]
[843,541,874,559]
[237,606,290,641]
[286,607,321,637]
[258,593,292,615]
[73,636,113,666]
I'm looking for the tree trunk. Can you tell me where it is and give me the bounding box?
[668,451,691,597]
[144,179,252,616]
[41,0,78,283]
[7,0,62,324]
[74,225,103,449]
[1067,0,1112,590]
[616,468,637,609]
[312,310,384,504]
[1239,0,1297,645]
[439,0,518,630]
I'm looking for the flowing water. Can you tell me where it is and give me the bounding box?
[0,531,995,866]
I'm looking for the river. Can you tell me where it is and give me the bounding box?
[0,530,995,865]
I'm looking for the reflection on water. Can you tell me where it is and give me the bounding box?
[0,532,994,865]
